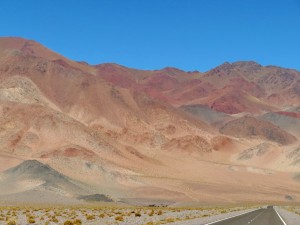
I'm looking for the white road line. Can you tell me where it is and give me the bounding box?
[274,208,287,225]
[245,210,265,224]
[204,209,260,225]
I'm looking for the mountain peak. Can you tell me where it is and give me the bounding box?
[215,62,234,70]
[232,61,261,67]
[232,61,262,71]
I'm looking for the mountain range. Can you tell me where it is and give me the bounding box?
[0,37,299,205]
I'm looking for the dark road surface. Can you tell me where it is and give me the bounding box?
[206,207,286,225]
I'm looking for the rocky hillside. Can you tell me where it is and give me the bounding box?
[0,37,299,204]
[220,116,297,145]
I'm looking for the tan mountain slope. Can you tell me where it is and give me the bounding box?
[220,116,297,145]
[0,37,299,204]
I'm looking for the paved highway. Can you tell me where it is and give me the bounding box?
[206,207,286,225]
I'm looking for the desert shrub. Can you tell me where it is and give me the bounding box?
[86,215,95,220]
[99,213,105,218]
[135,212,141,217]
[166,218,175,222]
[115,215,124,221]
[6,221,16,225]
[73,219,82,225]
[64,220,73,225]
[148,210,154,216]
[28,218,36,224]
[51,217,59,223]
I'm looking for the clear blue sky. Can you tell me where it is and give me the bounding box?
[1,0,300,71]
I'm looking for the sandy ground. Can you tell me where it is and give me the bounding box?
[0,205,254,225]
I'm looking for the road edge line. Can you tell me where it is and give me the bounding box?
[274,207,287,225]
[204,208,260,225]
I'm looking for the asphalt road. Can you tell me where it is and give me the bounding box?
[206,207,286,225]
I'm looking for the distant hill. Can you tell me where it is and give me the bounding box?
[0,160,88,196]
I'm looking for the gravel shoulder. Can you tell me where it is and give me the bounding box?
[274,206,300,225]
[169,208,257,225]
